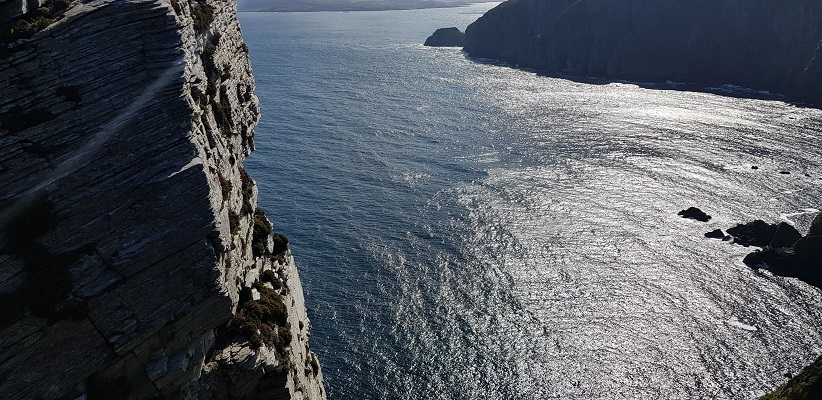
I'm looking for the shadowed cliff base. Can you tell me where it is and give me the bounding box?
[461,55,820,107]
[462,0,822,107]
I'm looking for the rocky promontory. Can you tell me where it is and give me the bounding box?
[463,0,822,105]
[0,0,324,399]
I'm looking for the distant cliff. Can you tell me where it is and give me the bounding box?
[463,0,822,105]
[0,0,324,399]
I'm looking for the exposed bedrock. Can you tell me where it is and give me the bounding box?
[463,0,822,105]
[0,0,324,398]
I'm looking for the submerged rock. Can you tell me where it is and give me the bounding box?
[424,27,465,47]
[678,207,711,222]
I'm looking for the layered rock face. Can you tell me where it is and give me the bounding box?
[0,0,324,399]
[463,0,822,105]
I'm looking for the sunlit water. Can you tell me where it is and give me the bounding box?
[239,4,822,398]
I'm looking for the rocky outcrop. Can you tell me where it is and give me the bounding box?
[0,0,324,399]
[463,0,822,105]
[424,27,465,47]
[678,207,711,222]
[735,214,822,288]
[727,220,779,247]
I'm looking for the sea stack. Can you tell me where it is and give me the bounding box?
[424,27,466,47]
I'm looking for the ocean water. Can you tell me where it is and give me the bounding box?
[238,4,822,399]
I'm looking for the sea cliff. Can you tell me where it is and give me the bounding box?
[463,0,822,105]
[0,0,324,399]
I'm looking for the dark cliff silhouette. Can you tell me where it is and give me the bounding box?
[463,0,822,105]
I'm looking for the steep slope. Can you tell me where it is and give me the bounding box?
[463,0,822,105]
[0,0,324,398]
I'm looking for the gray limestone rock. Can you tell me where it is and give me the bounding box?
[0,0,325,398]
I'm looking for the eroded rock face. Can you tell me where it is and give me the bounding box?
[0,0,324,399]
[463,0,822,105]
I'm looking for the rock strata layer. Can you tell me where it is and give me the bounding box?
[463,0,822,105]
[0,0,324,399]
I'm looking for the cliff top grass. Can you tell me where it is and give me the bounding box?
[1,0,72,45]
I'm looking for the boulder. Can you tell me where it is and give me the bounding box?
[739,212,822,288]
[794,235,822,277]
[743,248,795,271]
[678,207,711,222]
[424,27,465,47]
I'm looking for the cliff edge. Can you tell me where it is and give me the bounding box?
[463,0,822,105]
[0,0,325,399]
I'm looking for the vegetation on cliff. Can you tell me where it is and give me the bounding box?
[0,0,71,46]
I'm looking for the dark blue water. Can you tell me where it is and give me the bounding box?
[239,5,822,399]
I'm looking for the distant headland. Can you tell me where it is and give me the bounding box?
[444,0,822,106]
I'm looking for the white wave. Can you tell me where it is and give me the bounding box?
[725,316,758,331]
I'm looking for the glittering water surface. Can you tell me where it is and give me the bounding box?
[239,5,822,399]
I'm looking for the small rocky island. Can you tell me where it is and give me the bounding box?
[424,27,465,47]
